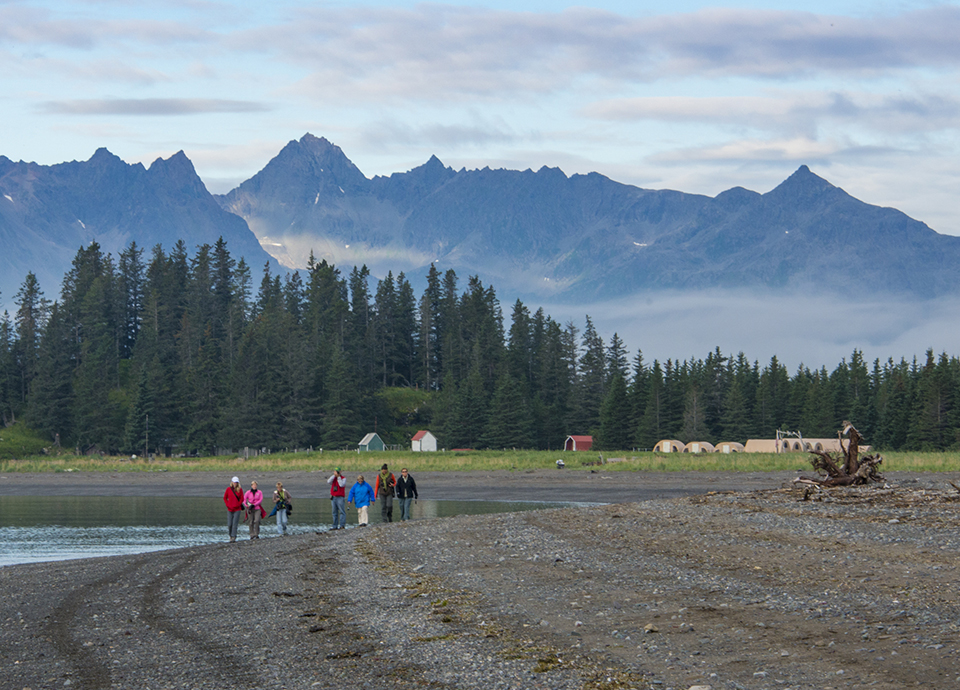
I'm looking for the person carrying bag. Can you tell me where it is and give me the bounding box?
[272,482,292,536]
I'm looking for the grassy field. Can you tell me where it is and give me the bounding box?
[2,447,959,473]
[0,424,49,459]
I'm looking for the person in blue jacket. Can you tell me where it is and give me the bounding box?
[347,474,375,527]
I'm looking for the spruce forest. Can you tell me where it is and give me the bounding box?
[0,239,957,455]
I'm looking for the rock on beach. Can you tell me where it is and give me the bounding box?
[2,470,960,690]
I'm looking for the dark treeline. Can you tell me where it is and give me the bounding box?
[0,240,958,454]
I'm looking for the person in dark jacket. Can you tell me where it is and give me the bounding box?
[374,464,396,523]
[395,467,418,521]
[223,476,244,542]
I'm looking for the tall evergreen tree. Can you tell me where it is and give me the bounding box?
[483,370,534,449]
[720,374,750,439]
[348,265,375,388]
[117,242,145,360]
[637,360,665,448]
[124,357,158,455]
[0,311,14,424]
[599,370,632,449]
[573,316,605,434]
[627,350,649,446]
[875,358,913,450]
[452,365,488,448]
[25,303,73,443]
[416,264,442,390]
[431,370,459,449]
[459,276,503,390]
[755,356,790,436]
[394,273,418,386]
[506,300,532,387]
[532,317,572,449]
[606,333,628,379]
[321,344,362,449]
[906,350,953,450]
[681,385,709,442]
[13,272,49,411]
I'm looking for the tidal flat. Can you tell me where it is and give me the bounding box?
[2,470,959,689]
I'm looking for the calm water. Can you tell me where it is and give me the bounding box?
[0,496,565,567]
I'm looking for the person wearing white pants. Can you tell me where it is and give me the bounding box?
[347,475,375,527]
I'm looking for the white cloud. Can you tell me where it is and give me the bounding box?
[651,136,842,165]
[230,4,960,104]
[358,118,522,151]
[585,92,960,136]
[40,98,270,116]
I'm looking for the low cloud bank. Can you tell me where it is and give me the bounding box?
[540,290,959,371]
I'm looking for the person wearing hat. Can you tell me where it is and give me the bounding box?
[374,463,396,523]
[223,476,244,542]
[327,467,347,530]
[347,474,375,527]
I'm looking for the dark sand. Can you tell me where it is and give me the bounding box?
[0,468,813,501]
[3,469,960,690]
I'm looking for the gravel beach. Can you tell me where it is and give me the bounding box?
[2,469,959,690]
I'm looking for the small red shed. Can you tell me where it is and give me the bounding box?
[564,435,593,451]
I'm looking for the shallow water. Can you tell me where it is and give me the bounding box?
[0,496,565,567]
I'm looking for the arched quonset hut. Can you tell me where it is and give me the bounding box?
[744,439,781,453]
[564,435,593,451]
[804,438,847,453]
[683,441,715,454]
[653,439,685,453]
[714,441,745,454]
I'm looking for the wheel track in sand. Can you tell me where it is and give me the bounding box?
[47,551,261,689]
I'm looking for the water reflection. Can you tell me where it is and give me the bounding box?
[0,496,564,567]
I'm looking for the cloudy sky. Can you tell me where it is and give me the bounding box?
[3,0,960,238]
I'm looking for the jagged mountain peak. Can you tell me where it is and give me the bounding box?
[148,150,193,172]
[0,147,278,312]
[217,142,960,299]
[87,147,127,170]
[766,164,844,203]
[298,133,340,154]
[281,133,358,172]
[147,151,207,196]
[243,132,369,193]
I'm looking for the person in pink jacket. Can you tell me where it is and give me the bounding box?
[244,480,264,540]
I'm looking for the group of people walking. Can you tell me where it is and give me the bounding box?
[223,477,293,542]
[332,463,419,528]
[223,464,418,542]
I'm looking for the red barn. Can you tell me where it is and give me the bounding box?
[564,435,593,451]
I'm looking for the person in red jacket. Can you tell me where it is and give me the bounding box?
[374,464,396,523]
[223,476,244,542]
[327,467,347,530]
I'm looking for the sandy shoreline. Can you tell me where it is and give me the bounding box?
[3,471,960,689]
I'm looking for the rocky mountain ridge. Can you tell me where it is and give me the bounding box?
[218,133,960,300]
[2,134,958,312]
[0,148,277,307]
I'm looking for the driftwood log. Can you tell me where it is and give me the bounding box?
[794,421,885,488]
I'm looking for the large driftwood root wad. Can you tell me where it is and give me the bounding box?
[794,421,885,490]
